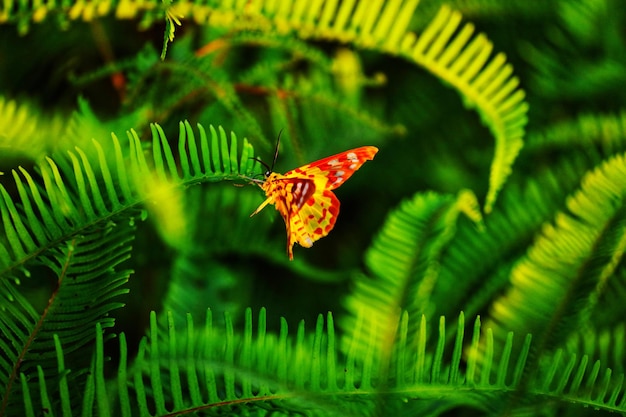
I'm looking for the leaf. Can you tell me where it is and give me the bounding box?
[341,190,482,362]
[0,225,134,416]
[0,121,259,416]
[479,152,626,376]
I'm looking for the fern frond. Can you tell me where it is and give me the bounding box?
[341,190,482,362]
[566,322,626,375]
[0,224,134,416]
[525,110,626,156]
[0,121,258,415]
[4,1,527,210]
[1,121,256,275]
[19,308,626,415]
[532,348,626,414]
[481,152,626,368]
[0,96,70,162]
[433,153,596,329]
[399,5,526,212]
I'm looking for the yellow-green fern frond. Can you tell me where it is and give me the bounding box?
[0,97,69,162]
[341,190,482,362]
[186,1,527,211]
[2,2,527,211]
[478,152,626,374]
[188,1,527,211]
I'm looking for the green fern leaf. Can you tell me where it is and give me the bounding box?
[0,121,259,416]
[433,154,597,327]
[0,225,134,416]
[18,307,626,415]
[566,322,626,375]
[525,110,626,156]
[341,190,481,363]
[481,152,626,369]
[4,1,527,211]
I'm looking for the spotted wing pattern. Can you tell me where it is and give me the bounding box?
[288,146,379,190]
[251,146,378,260]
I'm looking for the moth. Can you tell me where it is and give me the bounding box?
[250,140,378,260]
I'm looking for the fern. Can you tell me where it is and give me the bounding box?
[1,122,256,277]
[341,190,482,361]
[0,121,259,416]
[481,152,626,366]
[2,0,528,211]
[0,96,79,162]
[525,110,626,156]
[16,308,626,416]
[0,217,135,415]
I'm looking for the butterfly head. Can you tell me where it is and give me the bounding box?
[249,129,282,183]
[248,159,272,182]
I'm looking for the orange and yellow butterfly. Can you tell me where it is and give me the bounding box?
[250,143,378,260]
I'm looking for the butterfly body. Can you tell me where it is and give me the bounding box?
[251,146,378,260]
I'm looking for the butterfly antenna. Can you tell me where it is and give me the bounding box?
[270,129,283,172]
[250,157,271,172]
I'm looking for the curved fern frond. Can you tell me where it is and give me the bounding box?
[0,224,135,416]
[21,308,626,415]
[433,153,597,327]
[480,152,626,369]
[397,5,526,212]
[0,96,71,162]
[0,121,257,279]
[341,190,482,361]
[0,121,258,416]
[3,1,528,210]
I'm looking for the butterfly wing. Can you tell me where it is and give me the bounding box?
[296,187,340,242]
[257,175,317,260]
[253,146,378,260]
[285,146,378,190]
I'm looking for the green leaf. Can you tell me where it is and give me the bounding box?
[481,152,626,375]
[342,190,482,363]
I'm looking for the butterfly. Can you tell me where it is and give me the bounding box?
[250,141,378,260]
